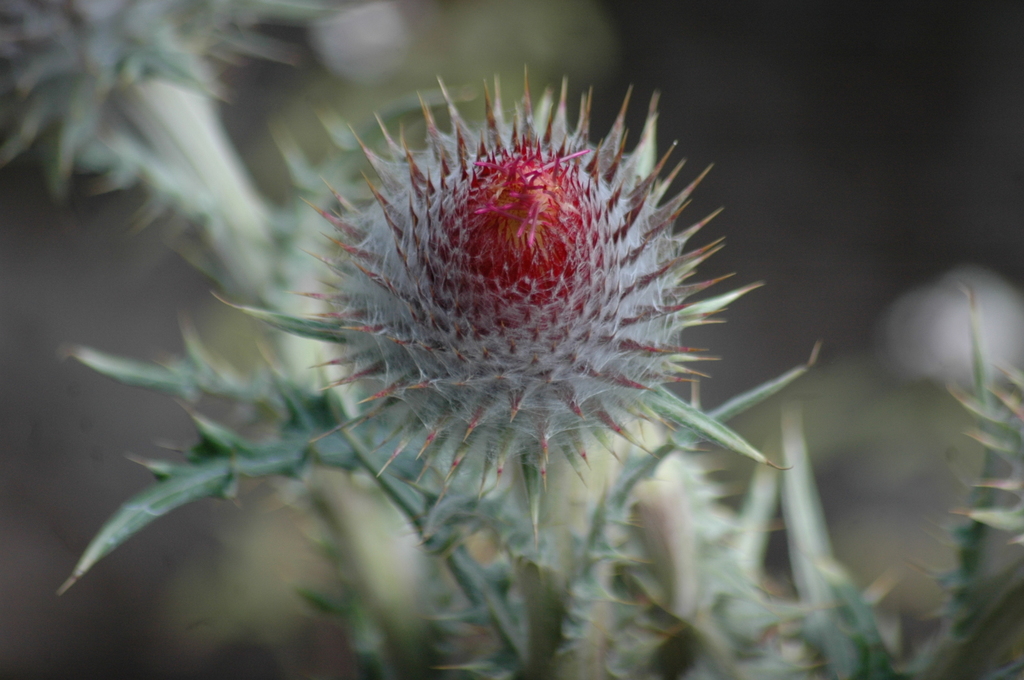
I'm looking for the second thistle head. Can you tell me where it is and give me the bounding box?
[313,78,747,485]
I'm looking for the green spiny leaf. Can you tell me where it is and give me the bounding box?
[68,345,198,400]
[225,299,350,343]
[678,282,762,318]
[59,459,234,594]
[62,414,341,595]
[652,387,774,466]
[235,435,317,478]
[710,347,817,422]
[188,411,251,459]
[422,492,477,542]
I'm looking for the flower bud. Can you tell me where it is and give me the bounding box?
[320,79,728,484]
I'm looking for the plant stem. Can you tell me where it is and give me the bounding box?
[125,79,326,382]
[128,80,274,297]
[342,428,528,665]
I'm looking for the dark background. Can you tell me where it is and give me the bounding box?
[2,1,1022,677]
[602,0,1024,398]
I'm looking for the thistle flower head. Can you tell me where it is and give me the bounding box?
[318,79,740,482]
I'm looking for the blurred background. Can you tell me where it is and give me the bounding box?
[2,0,1023,677]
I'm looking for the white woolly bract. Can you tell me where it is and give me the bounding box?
[317,80,734,479]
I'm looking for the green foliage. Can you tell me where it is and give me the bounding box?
[61,335,357,594]
[69,316,827,678]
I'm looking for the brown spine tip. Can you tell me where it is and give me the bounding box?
[320,177,356,211]
[577,87,593,143]
[509,390,524,422]
[615,85,634,131]
[675,163,714,205]
[418,92,438,135]
[374,113,401,158]
[679,207,725,241]
[556,77,569,128]
[359,381,407,403]
[377,438,410,477]
[522,66,533,126]
[455,126,468,175]
[630,141,678,206]
[647,90,661,119]
[807,339,823,367]
[542,88,556,146]
[416,419,447,461]
[483,81,503,149]
[405,147,425,187]
[463,404,487,442]
[302,198,364,240]
[604,129,629,183]
[436,76,463,130]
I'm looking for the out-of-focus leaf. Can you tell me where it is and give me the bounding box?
[446,548,526,665]
[949,385,1014,429]
[516,557,566,679]
[980,656,1024,680]
[964,507,1024,535]
[781,404,899,679]
[818,559,901,679]
[919,557,1024,680]
[188,411,251,459]
[296,587,348,616]
[965,429,1020,455]
[521,461,543,546]
[596,361,814,557]
[228,300,350,343]
[781,404,857,677]
[72,339,266,405]
[944,293,1013,635]
[735,464,778,580]
[69,345,198,400]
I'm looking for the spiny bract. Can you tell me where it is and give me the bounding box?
[313,79,744,485]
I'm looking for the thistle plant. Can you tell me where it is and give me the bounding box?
[14,5,1024,675]
[60,78,817,677]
